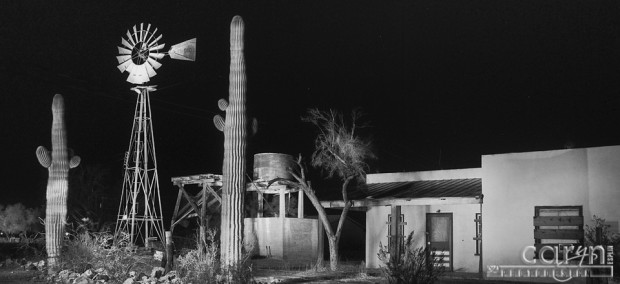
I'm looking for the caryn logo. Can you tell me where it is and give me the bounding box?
[487,245,614,282]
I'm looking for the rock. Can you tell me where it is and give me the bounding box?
[23,261,37,270]
[122,277,134,284]
[81,269,93,278]
[36,260,46,270]
[93,274,109,282]
[151,267,165,278]
[129,271,136,277]
[73,275,94,284]
[58,269,72,280]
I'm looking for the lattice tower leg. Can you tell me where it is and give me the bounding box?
[115,87,165,248]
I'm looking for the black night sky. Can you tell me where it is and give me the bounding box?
[2,1,620,216]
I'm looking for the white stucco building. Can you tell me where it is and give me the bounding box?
[322,145,620,282]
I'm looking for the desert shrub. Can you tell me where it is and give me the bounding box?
[176,229,254,283]
[378,231,445,284]
[17,232,46,259]
[584,215,620,281]
[60,231,141,280]
[0,203,43,236]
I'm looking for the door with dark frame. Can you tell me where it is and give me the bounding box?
[426,212,453,271]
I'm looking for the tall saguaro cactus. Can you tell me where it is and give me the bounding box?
[213,15,249,267]
[36,94,81,273]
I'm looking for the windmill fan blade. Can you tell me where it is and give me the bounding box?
[116,55,131,64]
[144,24,152,42]
[132,25,139,43]
[147,58,162,69]
[145,61,157,78]
[139,23,144,42]
[121,38,133,50]
[118,46,132,55]
[145,27,158,46]
[127,64,149,84]
[169,38,196,61]
[117,60,133,73]
[126,30,135,46]
[126,62,135,73]
[148,34,163,48]
[150,43,166,51]
[149,52,165,60]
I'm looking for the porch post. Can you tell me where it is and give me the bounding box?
[279,186,286,218]
[298,189,304,218]
[390,205,402,262]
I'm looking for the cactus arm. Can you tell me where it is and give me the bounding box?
[251,117,258,136]
[36,146,52,168]
[218,98,229,111]
[213,115,225,132]
[69,155,81,169]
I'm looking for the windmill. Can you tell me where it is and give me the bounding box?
[114,23,196,248]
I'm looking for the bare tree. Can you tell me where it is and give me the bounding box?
[273,108,374,271]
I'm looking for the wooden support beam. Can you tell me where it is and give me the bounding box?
[179,186,201,222]
[279,186,286,218]
[170,186,184,234]
[258,192,264,217]
[204,183,222,204]
[389,205,403,262]
[200,183,208,250]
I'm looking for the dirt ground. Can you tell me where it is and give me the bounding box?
[251,259,385,283]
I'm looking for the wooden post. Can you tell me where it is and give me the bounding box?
[390,205,402,263]
[478,202,483,276]
[317,217,324,266]
[200,183,208,251]
[164,231,173,273]
[298,189,304,218]
[279,186,286,218]
[257,192,264,217]
[170,186,184,234]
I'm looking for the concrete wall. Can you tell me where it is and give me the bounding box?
[366,206,390,268]
[365,204,480,271]
[244,217,320,261]
[482,145,620,280]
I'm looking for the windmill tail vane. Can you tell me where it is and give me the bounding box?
[169,38,197,61]
[116,23,197,84]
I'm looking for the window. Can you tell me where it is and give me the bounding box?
[474,213,481,255]
[387,213,405,253]
[533,206,584,259]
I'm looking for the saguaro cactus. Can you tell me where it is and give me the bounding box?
[36,94,81,273]
[213,15,249,267]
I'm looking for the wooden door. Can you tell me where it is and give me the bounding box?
[426,213,453,270]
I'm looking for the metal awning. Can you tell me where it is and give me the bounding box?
[321,178,482,208]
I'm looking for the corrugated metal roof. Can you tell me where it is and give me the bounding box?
[350,178,481,199]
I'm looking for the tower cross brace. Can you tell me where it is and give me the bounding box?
[115,85,165,248]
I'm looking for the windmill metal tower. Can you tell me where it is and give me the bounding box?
[114,23,196,248]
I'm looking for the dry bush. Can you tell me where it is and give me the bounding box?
[60,231,142,280]
[175,229,254,283]
[378,231,445,284]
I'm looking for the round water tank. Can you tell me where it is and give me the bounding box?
[253,153,295,181]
